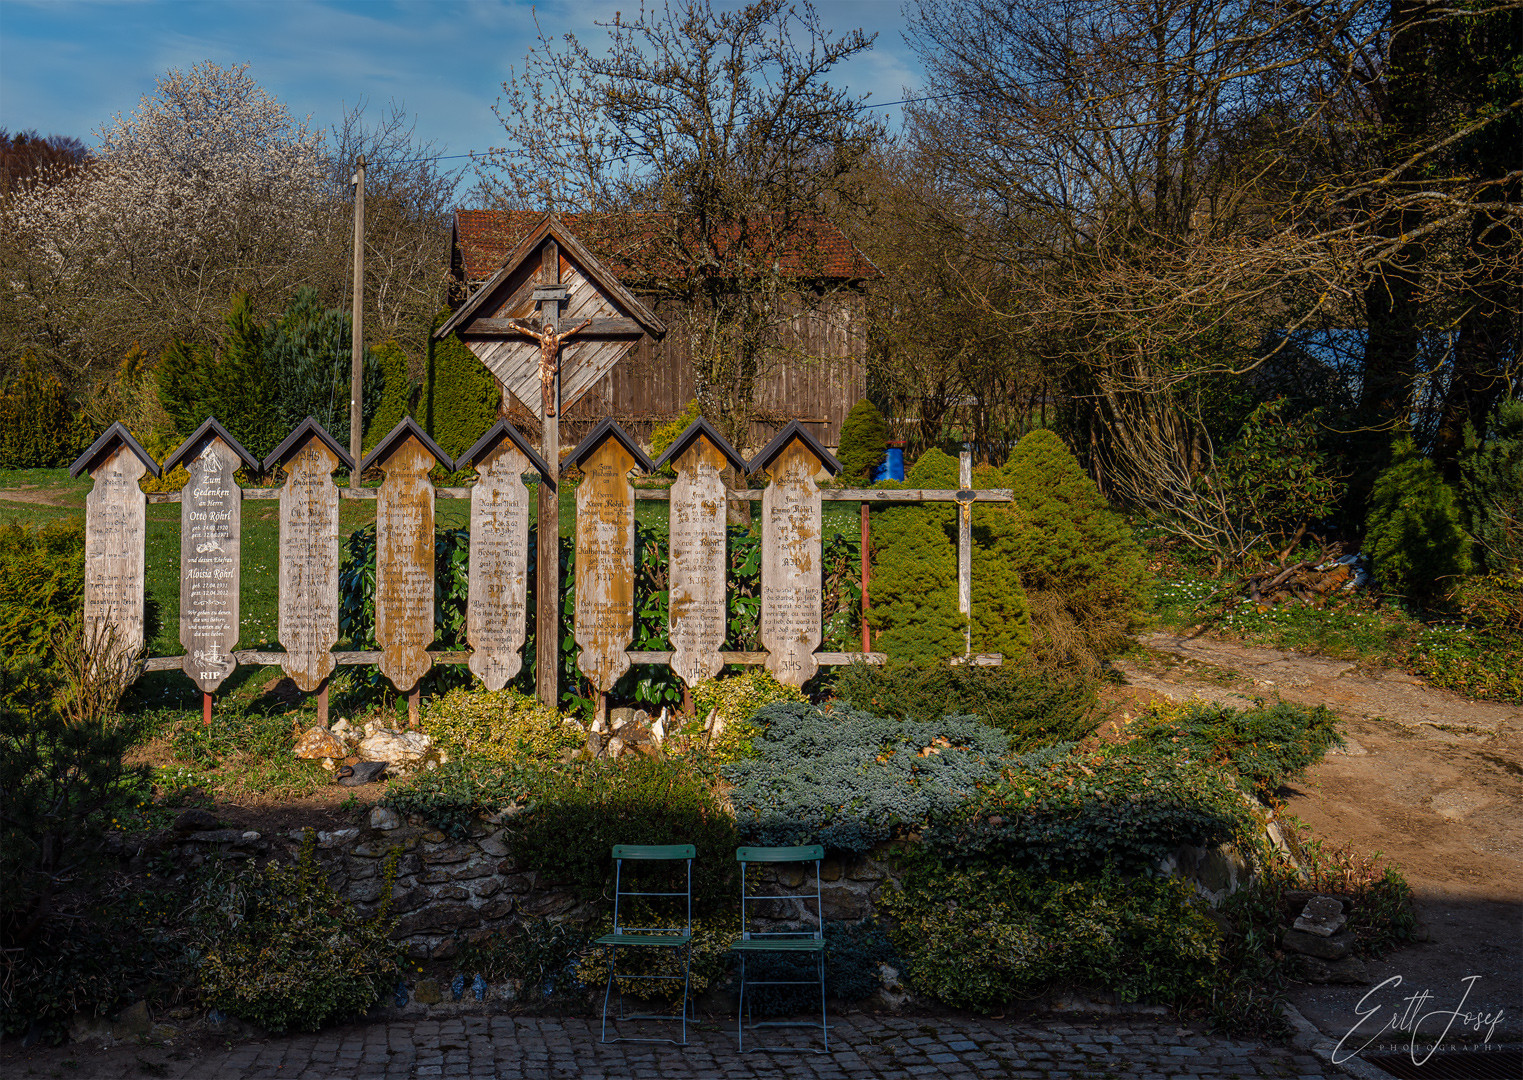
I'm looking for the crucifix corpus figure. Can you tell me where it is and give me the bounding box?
[506,308,593,420]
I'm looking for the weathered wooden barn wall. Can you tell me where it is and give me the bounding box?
[556,293,866,452]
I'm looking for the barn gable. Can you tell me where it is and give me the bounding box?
[445,210,875,451]
[436,214,665,420]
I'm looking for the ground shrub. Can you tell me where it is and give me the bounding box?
[199,832,402,1033]
[452,918,591,1004]
[1125,700,1342,793]
[337,522,475,714]
[509,755,739,915]
[727,919,900,1017]
[1217,400,1340,554]
[382,757,541,840]
[686,669,804,762]
[831,662,1097,750]
[837,399,888,480]
[0,520,84,659]
[725,701,1008,854]
[417,311,501,462]
[419,686,583,765]
[878,862,1220,1012]
[1283,828,1418,959]
[928,744,1254,877]
[575,916,738,1005]
[0,354,78,468]
[1460,399,1523,572]
[0,656,150,1040]
[1001,429,1149,670]
[1364,437,1471,603]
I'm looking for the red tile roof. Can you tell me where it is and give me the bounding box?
[453,210,878,285]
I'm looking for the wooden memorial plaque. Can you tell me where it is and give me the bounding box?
[72,424,159,661]
[362,419,453,693]
[460,423,548,691]
[655,420,746,687]
[165,420,257,693]
[569,421,653,693]
[750,423,842,688]
[266,419,353,693]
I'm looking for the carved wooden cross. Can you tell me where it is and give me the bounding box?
[506,286,592,421]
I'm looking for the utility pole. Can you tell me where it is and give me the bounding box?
[349,154,366,488]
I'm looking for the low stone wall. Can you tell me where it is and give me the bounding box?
[128,810,1265,965]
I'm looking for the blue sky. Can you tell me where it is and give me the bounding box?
[0,0,923,192]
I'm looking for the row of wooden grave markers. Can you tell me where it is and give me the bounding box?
[75,414,1012,725]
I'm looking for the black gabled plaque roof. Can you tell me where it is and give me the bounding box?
[163,417,260,474]
[457,420,552,478]
[436,212,666,340]
[264,417,357,472]
[566,417,655,474]
[746,420,842,477]
[359,417,455,474]
[650,416,748,474]
[69,422,161,479]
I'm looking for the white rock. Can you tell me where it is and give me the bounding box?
[652,708,667,745]
[369,806,401,830]
[359,728,432,766]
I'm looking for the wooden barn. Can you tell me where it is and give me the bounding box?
[442,210,877,452]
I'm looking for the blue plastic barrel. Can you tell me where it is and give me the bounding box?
[870,447,905,483]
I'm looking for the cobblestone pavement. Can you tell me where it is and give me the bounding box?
[6,1014,1338,1079]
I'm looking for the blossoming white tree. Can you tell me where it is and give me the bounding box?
[3,62,327,379]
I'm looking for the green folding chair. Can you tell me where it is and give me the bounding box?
[733,844,828,1053]
[594,843,696,1045]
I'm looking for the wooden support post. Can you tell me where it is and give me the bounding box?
[349,154,365,490]
[860,501,871,652]
[535,240,562,708]
[316,678,329,729]
[596,690,608,731]
[958,445,973,658]
[408,686,420,730]
[202,691,213,727]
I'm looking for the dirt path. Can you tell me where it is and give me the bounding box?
[1115,632,1523,1046]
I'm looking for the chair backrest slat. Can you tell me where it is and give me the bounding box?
[610,844,694,938]
[735,845,825,941]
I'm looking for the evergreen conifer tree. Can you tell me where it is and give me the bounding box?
[1460,400,1523,571]
[1365,437,1472,602]
[1001,429,1148,670]
[837,399,889,480]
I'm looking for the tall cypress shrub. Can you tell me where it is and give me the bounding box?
[869,450,1031,663]
[418,310,501,461]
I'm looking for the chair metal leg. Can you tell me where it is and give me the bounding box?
[600,944,617,1044]
[819,950,829,1052]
